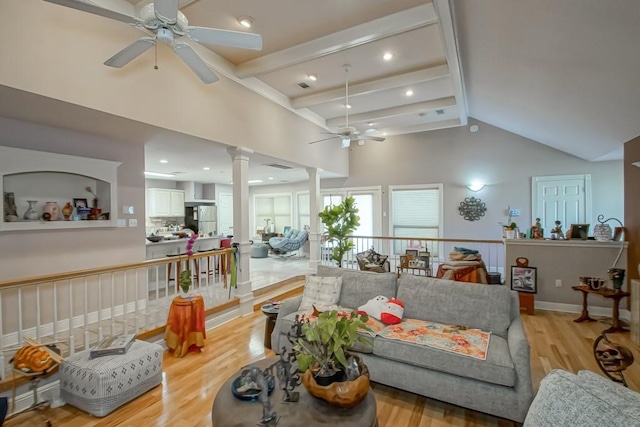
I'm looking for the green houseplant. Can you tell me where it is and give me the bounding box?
[318,196,360,267]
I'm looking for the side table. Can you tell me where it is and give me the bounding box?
[261,303,279,349]
[396,266,432,277]
[165,295,206,357]
[571,285,630,333]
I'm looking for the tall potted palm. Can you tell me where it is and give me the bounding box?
[318,196,360,267]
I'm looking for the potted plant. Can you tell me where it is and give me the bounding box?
[318,196,360,267]
[293,310,372,408]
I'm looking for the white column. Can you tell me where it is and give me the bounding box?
[307,167,322,274]
[227,147,254,316]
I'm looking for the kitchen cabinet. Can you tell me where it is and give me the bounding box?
[147,189,185,217]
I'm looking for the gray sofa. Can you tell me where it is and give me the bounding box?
[524,369,640,426]
[271,265,533,422]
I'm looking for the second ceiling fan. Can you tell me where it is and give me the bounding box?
[309,65,385,148]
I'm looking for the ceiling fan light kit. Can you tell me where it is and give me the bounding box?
[44,0,263,84]
[308,64,385,148]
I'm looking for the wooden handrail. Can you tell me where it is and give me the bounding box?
[0,248,233,289]
[347,235,504,244]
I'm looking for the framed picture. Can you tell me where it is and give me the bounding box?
[73,198,88,209]
[511,266,537,293]
[405,249,419,257]
[613,226,624,242]
[400,255,410,268]
[567,224,590,240]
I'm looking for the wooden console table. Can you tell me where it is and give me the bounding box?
[571,285,630,333]
[396,266,432,277]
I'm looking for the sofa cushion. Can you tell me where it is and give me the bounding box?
[277,311,373,354]
[397,274,513,338]
[523,369,640,426]
[372,332,515,387]
[298,275,342,313]
[317,266,397,310]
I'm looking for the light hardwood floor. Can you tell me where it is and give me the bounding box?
[6,308,640,427]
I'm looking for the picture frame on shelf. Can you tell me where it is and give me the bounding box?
[400,255,410,268]
[405,249,419,258]
[511,266,537,293]
[73,198,88,209]
[613,227,624,242]
[567,224,590,240]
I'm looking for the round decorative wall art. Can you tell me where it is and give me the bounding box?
[458,197,487,221]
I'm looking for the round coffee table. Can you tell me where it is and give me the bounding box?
[261,303,279,349]
[211,357,378,427]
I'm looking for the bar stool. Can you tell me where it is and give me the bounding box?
[166,253,200,284]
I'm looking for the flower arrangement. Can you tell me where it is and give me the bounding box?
[179,233,198,295]
[498,205,517,231]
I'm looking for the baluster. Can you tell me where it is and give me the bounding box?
[36,284,41,341]
[123,271,128,334]
[53,281,58,339]
[17,288,23,345]
[83,277,89,350]
[110,272,115,337]
[97,275,103,343]
[134,268,139,334]
[68,280,75,355]
[0,292,5,379]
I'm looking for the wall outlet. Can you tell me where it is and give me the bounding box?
[128,219,137,227]
[555,279,562,287]
[117,219,126,228]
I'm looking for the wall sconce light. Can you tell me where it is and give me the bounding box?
[467,181,485,192]
[633,161,640,168]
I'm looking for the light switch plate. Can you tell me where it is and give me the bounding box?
[117,219,126,228]
[122,205,134,215]
[129,219,137,227]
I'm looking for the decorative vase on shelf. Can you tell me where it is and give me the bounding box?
[23,200,40,221]
[61,202,73,221]
[43,201,60,221]
[593,223,612,241]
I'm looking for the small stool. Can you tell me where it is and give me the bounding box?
[166,254,200,283]
[251,243,269,258]
[60,340,163,417]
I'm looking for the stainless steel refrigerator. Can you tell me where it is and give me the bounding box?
[185,203,217,235]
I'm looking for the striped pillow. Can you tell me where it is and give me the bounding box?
[298,275,343,313]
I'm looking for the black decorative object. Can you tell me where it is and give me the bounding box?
[232,371,276,401]
[458,197,487,221]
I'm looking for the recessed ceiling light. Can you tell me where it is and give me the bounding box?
[345,104,352,109]
[368,122,374,126]
[238,16,254,28]
[382,132,387,136]
[307,74,318,81]
[383,52,393,61]
[268,177,274,180]
[144,171,176,178]
[405,90,414,96]
[203,167,210,170]
[248,179,263,184]
[159,159,168,164]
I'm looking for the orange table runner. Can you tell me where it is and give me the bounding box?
[165,295,206,357]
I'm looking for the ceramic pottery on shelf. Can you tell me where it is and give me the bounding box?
[301,354,370,409]
[43,201,60,221]
[23,200,40,221]
[61,202,73,220]
[593,223,612,241]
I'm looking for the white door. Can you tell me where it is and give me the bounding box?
[532,174,591,234]
[218,193,233,236]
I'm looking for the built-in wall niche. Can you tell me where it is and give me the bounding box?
[0,145,120,231]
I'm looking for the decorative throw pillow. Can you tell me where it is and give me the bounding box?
[357,295,389,320]
[380,299,404,325]
[371,252,388,266]
[298,275,343,313]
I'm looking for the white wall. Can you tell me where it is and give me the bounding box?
[323,119,623,239]
[0,117,145,280]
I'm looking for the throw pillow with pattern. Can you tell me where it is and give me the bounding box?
[298,275,343,313]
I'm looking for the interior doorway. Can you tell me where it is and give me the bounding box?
[532,174,592,233]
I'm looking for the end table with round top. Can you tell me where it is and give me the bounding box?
[261,303,280,349]
[211,357,378,427]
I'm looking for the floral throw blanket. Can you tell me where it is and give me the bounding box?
[377,318,490,360]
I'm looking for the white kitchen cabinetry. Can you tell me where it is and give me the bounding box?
[0,145,120,231]
[147,189,185,217]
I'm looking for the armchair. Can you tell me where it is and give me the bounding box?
[269,229,309,255]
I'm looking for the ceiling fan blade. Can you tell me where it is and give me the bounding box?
[104,37,155,68]
[43,0,141,25]
[359,135,386,142]
[186,27,263,51]
[172,42,219,84]
[308,136,338,145]
[153,0,179,24]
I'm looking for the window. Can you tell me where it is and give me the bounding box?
[254,194,292,234]
[297,192,310,230]
[390,185,442,255]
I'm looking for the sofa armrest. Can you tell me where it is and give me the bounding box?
[271,295,303,354]
[508,316,534,421]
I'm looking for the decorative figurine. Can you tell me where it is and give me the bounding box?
[551,220,564,239]
[239,366,279,426]
[530,218,543,239]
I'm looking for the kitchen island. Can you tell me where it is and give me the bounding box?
[145,236,221,260]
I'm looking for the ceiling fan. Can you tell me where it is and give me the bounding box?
[43,0,263,84]
[309,64,385,148]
